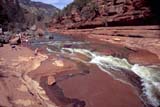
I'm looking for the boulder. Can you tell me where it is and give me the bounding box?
[49,36,54,40]
[47,76,56,86]
[9,37,21,45]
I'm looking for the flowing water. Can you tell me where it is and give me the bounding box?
[62,48,160,107]
[30,33,160,107]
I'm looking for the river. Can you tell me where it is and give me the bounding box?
[28,32,160,107]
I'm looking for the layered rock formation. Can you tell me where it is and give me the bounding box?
[50,0,160,59]
[51,0,159,29]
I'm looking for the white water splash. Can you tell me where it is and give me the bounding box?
[46,47,54,53]
[61,48,160,107]
[132,65,160,107]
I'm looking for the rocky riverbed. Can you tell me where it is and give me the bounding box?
[0,31,160,107]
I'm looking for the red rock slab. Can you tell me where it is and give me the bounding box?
[29,55,78,81]
[128,50,160,65]
[56,65,144,107]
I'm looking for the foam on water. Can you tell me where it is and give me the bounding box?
[61,48,160,107]
[132,65,160,107]
[46,47,54,53]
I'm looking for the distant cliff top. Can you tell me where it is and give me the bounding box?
[19,0,59,20]
[19,0,59,12]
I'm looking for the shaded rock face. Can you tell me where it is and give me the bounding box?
[0,0,24,30]
[19,0,59,28]
[0,0,59,31]
[147,0,160,21]
[51,0,159,29]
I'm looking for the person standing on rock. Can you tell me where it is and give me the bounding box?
[0,28,2,35]
[34,48,39,56]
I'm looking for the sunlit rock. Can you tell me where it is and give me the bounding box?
[47,76,56,86]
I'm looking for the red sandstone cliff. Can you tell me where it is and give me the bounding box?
[51,0,159,29]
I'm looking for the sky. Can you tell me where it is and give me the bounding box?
[32,0,73,9]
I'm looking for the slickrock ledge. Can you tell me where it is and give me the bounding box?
[0,45,57,107]
[50,25,160,65]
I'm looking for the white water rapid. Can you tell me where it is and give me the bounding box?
[61,48,160,107]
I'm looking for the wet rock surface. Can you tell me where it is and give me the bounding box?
[0,32,159,107]
[27,33,160,107]
[1,0,160,107]
[50,25,160,65]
